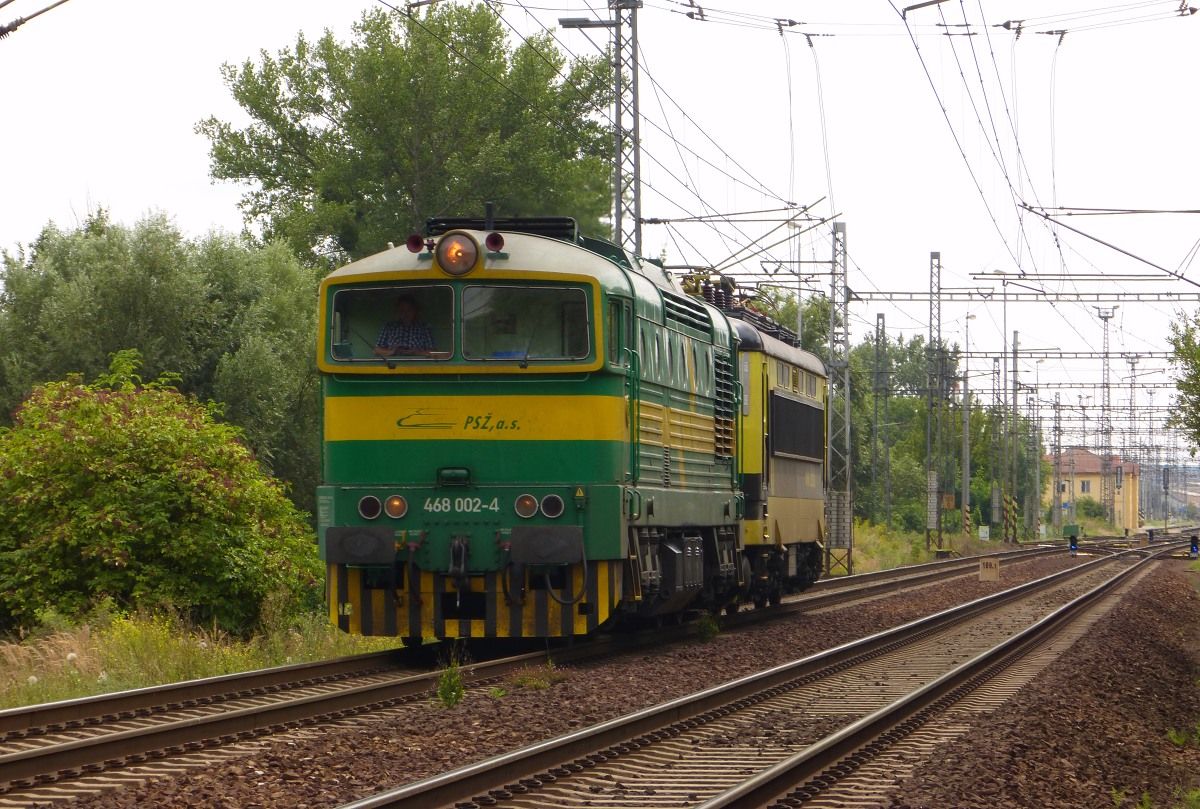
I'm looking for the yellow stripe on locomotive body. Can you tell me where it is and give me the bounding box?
[325,394,627,443]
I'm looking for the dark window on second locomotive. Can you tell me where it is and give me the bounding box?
[768,391,824,460]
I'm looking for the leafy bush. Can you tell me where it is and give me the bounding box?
[1076,496,1107,520]
[0,351,320,633]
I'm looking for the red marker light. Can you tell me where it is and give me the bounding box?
[485,232,505,252]
[406,234,425,253]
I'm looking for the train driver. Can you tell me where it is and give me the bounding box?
[373,296,434,357]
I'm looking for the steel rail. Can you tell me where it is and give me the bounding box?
[696,542,1187,809]
[0,649,410,739]
[7,536,1161,795]
[333,548,1138,809]
[0,649,550,787]
[1,545,1068,791]
[755,545,1065,618]
[0,543,1068,743]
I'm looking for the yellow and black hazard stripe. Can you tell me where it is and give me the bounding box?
[328,559,624,640]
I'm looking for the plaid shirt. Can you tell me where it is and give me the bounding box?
[376,320,433,352]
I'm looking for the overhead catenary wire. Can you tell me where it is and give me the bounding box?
[504,0,800,257]
[888,1,1028,273]
[0,0,72,39]
[386,0,1190,392]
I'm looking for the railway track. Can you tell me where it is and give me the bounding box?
[0,540,1148,804]
[333,543,1182,809]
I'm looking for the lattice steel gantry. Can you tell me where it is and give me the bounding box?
[612,0,642,256]
[825,222,852,575]
[1095,306,1116,524]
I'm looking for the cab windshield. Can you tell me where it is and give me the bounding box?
[330,285,453,361]
[462,285,589,361]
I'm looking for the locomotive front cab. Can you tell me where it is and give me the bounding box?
[316,222,631,642]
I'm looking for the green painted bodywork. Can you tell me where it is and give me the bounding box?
[319,227,743,581]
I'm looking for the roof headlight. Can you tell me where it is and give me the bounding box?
[435,232,479,276]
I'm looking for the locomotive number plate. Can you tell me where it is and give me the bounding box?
[423,496,501,514]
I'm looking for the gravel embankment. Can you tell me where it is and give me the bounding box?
[887,559,1200,809]
[61,553,1157,809]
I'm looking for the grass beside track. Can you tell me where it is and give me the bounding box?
[0,605,396,710]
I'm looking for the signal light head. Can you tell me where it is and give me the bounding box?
[435,233,479,276]
[514,493,539,519]
[384,495,408,519]
[485,232,505,252]
[540,494,565,519]
[358,495,382,520]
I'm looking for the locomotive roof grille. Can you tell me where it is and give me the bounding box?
[426,216,579,242]
[723,307,800,347]
[663,292,711,332]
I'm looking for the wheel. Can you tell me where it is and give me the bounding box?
[753,596,767,610]
[768,590,783,607]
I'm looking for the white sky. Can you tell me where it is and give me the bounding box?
[2,0,1198,459]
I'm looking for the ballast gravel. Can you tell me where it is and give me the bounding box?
[51,553,1200,809]
[886,559,1200,809]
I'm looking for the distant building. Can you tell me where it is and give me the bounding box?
[1044,447,1140,534]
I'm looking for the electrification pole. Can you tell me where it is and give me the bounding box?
[1010,330,1019,542]
[962,314,975,538]
[825,222,852,575]
[1052,393,1063,532]
[926,252,942,551]
[873,314,885,524]
[561,2,642,255]
[1095,306,1117,524]
[991,356,1002,537]
[612,0,642,255]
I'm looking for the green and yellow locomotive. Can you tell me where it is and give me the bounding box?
[316,217,826,642]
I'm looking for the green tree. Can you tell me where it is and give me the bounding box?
[1168,312,1200,447]
[0,352,320,633]
[197,3,614,260]
[0,214,323,513]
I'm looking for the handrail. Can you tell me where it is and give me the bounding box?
[624,346,641,484]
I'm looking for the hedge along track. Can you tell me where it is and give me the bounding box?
[0,542,1119,804]
[333,546,1171,809]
